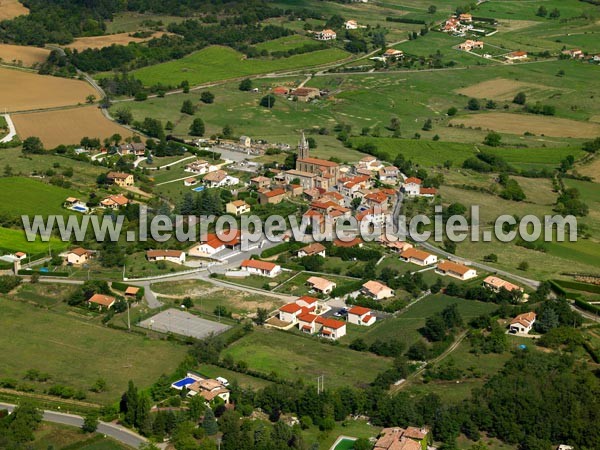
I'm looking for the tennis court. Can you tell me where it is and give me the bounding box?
[138,308,230,339]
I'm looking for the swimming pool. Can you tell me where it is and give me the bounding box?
[192,186,205,192]
[72,205,88,212]
[172,377,196,388]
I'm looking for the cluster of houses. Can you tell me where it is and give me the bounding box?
[274,295,380,341]
[562,48,600,63]
[183,160,239,189]
[442,13,474,35]
[63,172,136,214]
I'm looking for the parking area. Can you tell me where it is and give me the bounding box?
[138,308,230,339]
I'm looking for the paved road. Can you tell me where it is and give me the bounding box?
[0,402,148,449]
[0,114,16,143]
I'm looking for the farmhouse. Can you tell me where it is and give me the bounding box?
[272,86,289,95]
[505,51,528,62]
[374,426,429,450]
[119,142,146,156]
[509,312,536,334]
[107,172,134,187]
[240,259,281,277]
[459,13,473,22]
[185,160,215,175]
[225,200,250,216]
[483,276,523,293]
[315,29,337,41]
[184,177,198,186]
[290,87,321,102]
[64,247,93,265]
[203,170,239,188]
[307,276,336,295]
[562,49,584,59]
[125,286,139,298]
[87,293,116,311]
[435,260,477,280]
[297,242,326,258]
[347,306,376,326]
[100,194,130,209]
[345,19,358,29]
[258,188,287,205]
[362,280,394,300]
[381,238,413,253]
[250,176,271,189]
[383,49,404,60]
[400,248,438,266]
[458,40,484,51]
[146,250,186,264]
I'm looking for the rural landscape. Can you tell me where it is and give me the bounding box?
[0,0,599,449]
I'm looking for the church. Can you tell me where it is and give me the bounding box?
[290,132,340,190]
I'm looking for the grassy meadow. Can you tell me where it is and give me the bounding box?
[0,177,77,217]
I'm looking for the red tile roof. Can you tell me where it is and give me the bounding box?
[348,306,371,316]
[241,259,278,271]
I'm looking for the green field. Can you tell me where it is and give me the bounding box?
[222,327,392,388]
[255,34,315,52]
[0,226,68,254]
[0,177,77,217]
[32,423,129,450]
[344,294,498,348]
[0,297,188,404]
[131,45,350,87]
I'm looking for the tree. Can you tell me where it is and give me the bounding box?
[86,94,96,104]
[203,408,218,435]
[181,80,190,93]
[483,131,502,147]
[239,79,253,91]
[114,107,133,125]
[518,261,529,271]
[82,412,98,433]
[222,124,234,139]
[467,98,481,111]
[260,94,276,108]
[200,91,215,103]
[181,99,195,115]
[22,136,44,154]
[447,106,458,116]
[536,5,548,17]
[189,118,205,136]
[549,8,560,19]
[354,438,373,450]
[428,5,437,14]
[422,118,433,131]
[513,91,527,105]
[256,308,268,325]
[182,297,194,309]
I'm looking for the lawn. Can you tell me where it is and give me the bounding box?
[0,297,188,404]
[302,419,381,450]
[273,271,361,297]
[131,45,350,87]
[0,226,68,254]
[32,423,129,450]
[0,177,77,217]
[222,327,392,388]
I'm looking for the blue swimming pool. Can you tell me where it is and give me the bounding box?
[72,205,87,212]
[172,377,196,388]
[192,186,205,192]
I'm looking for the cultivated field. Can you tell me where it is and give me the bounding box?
[222,327,392,388]
[0,67,97,112]
[0,43,50,67]
[0,0,28,20]
[12,105,134,148]
[455,78,565,102]
[65,31,169,51]
[0,298,188,404]
[450,112,600,138]
[131,45,350,87]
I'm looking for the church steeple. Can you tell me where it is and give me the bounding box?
[298,130,309,160]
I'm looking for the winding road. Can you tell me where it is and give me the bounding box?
[0,402,149,449]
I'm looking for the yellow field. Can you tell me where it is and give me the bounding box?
[0,44,50,67]
[450,112,600,138]
[12,106,134,148]
[577,156,600,181]
[0,67,97,112]
[455,78,565,101]
[0,0,28,20]
[65,31,168,51]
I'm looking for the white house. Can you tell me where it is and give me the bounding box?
[509,312,536,334]
[297,242,326,258]
[185,160,217,175]
[362,280,394,300]
[315,29,337,41]
[483,276,523,293]
[146,250,186,264]
[226,200,250,216]
[278,302,304,323]
[307,276,336,295]
[64,247,92,265]
[505,51,528,62]
[402,177,422,196]
[87,293,116,311]
[190,233,228,257]
[316,316,346,340]
[297,313,319,334]
[187,378,230,404]
[378,165,400,183]
[347,306,376,326]
[240,259,281,277]
[345,19,358,29]
[435,260,477,281]
[400,248,438,266]
[203,170,239,188]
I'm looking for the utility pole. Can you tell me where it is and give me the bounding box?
[127,297,131,331]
